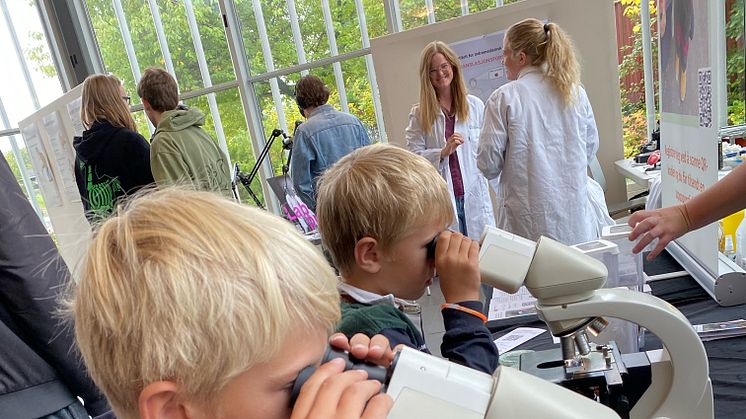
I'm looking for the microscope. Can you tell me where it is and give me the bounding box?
[292,344,619,418]
[292,227,713,418]
[479,226,714,419]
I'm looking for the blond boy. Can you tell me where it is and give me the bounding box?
[71,189,393,419]
[316,144,499,374]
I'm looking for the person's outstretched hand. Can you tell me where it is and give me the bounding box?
[628,204,690,260]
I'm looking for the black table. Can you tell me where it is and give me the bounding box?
[487,251,746,419]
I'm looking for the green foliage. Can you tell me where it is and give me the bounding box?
[725,0,745,120]
[729,99,745,126]
[622,108,648,158]
[25,31,57,78]
[3,150,24,185]
[618,0,658,153]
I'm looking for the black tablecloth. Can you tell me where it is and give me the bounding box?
[487,251,746,419]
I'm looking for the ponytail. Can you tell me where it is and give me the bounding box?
[505,19,581,104]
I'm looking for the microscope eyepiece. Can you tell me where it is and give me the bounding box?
[289,346,391,407]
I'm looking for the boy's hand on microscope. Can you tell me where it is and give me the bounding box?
[435,230,481,304]
[329,333,396,367]
[290,358,393,419]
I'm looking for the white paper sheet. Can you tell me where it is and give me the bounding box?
[493,327,546,354]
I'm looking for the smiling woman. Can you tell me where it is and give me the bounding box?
[405,41,495,244]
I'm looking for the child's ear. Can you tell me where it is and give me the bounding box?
[139,381,193,419]
[354,237,382,274]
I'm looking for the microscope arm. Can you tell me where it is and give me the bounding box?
[536,288,711,419]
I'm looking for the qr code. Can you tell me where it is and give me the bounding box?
[698,68,712,128]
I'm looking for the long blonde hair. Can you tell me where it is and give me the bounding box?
[505,19,580,104]
[417,41,469,135]
[81,74,136,131]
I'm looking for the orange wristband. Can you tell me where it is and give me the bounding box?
[440,303,488,323]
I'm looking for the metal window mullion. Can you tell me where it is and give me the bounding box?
[640,0,655,139]
[247,48,370,83]
[713,0,728,128]
[184,0,231,167]
[461,0,469,16]
[2,0,41,109]
[0,128,20,136]
[129,80,239,112]
[71,0,105,74]
[424,0,436,24]
[217,0,279,213]
[147,0,175,75]
[112,0,155,134]
[253,0,289,134]
[354,0,386,142]
[0,98,42,218]
[382,0,403,33]
[321,0,349,112]
[286,0,308,77]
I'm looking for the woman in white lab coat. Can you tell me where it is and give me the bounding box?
[477,18,604,245]
[406,41,495,240]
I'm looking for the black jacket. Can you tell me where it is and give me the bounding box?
[0,154,109,418]
[74,120,154,221]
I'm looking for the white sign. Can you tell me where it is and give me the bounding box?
[658,0,719,274]
[449,30,509,104]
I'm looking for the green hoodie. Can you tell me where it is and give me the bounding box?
[151,107,232,198]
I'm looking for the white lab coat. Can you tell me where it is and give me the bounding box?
[406,94,495,240]
[477,67,600,245]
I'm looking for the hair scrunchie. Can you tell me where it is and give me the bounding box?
[543,23,550,33]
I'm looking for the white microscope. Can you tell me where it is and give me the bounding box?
[292,227,713,418]
[477,226,714,419]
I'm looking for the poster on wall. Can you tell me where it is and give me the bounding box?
[42,111,80,203]
[22,123,61,207]
[66,97,85,138]
[449,31,509,104]
[658,0,719,274]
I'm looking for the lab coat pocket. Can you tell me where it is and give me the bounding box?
[468,126,481,158]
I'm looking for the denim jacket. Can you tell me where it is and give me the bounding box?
[290,104,371,211]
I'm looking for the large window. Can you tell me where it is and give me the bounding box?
[396,0,522,31]
[0,0,64,228]
[618,0,746,161]
[83,0,509,208]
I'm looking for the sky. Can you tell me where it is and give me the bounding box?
[0,0,64,153]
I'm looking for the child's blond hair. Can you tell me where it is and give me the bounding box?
[316,144,453,275]
[71,189,340,419]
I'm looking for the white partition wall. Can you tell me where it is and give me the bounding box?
[370,0,626,204]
